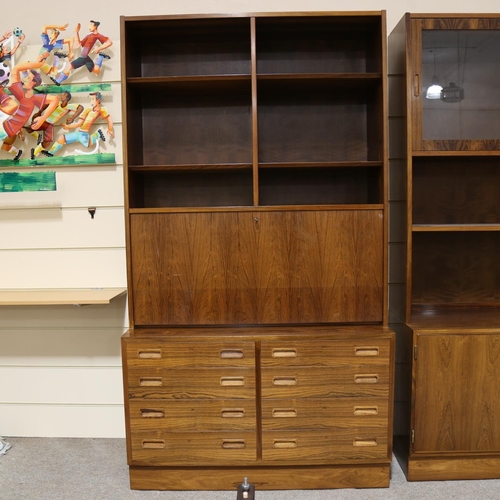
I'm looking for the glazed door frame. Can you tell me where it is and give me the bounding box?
[410,17,500,151]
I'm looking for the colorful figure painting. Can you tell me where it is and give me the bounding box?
[0,21,115,168]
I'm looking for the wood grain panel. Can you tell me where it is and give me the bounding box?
[420,18,500,30]
[260,339,390,366]
[128,399,256,431]
[129,463,390,490]
[261,397,388,431]
[125,340,255,368]
[413,333,500,453]
[130,431,256,465]
[127,367,255,399]
[412,158,500,225]
[407,455,500,481]
[130,210,384,325]
[412,232,500,306]
[261,365,390,398]
[262,429,388,461]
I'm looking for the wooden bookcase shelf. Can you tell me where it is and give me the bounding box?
[121,11,393,491]
[389,12,500,482]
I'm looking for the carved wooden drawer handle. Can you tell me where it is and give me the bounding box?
[137,350,162,359]
[140,409,165,418]
[273,439,297,448]
[354,346,379,356]
[142,440,165,449]
[139,377,163,386]
[353,438,378,447]
[354,374,379,384]
[222,439,246,449]
[273,377,297,386]
[221,409,245,418]
[272,409,297,418]
[353,406,378,416]
[272,348,297,358]
[220,377,245,387]
[220,349,244,359]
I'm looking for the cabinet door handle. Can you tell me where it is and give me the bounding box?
[142,440,165,449]
[140,409,165,418]
[221,409,245,418]
[355,346,379,356]
[222,439,246,449]
[272,348,297,358]
[354,374,379,384]
[353,406,378,416]
[220,349,244,359]
[272,409,297,418]
[353,438,378,447]
[137,350,162,359]
[414,73,420,96]
[220,376,245,386]
[139,377,163,386]
[273,439,297,449]
[273,377,297,386]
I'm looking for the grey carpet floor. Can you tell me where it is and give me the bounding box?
[1,437,500,499]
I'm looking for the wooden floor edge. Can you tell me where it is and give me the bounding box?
[407,456,500,481]
[129,464,391,490]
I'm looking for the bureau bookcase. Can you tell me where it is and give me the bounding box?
[389,13,500,481]
[121,11,394,490]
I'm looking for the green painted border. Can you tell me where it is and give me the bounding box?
[0,171,57,192]
[0,153,116,168]
[6,83,113,95]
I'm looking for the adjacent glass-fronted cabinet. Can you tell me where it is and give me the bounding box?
[411,17,500,151]
[389,13,500,481]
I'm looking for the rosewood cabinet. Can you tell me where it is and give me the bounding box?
[389,13,500,481]
[121,11,394,490]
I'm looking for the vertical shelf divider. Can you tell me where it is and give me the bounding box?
[251,17,259,207]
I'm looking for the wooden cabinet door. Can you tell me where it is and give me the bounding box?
[413,333,500,453]
[130,210,383,325]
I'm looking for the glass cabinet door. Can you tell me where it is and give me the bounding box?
[411,18,500,151]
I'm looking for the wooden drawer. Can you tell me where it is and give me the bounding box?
[261,365,390,398]
[262,429,388,462]
[125,340,255,368]
[130,431,256,465]
[261,397,388,431]
[261,339,391,367]
[128,399,256,432]
[127,367,255,399]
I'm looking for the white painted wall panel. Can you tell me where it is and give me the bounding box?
[0,248,126,288]
[0,403,125,438]
[0,367,123,404]
[0,328,124,366]
[0,208,125,249]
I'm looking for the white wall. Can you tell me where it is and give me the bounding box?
[1,2,499,438]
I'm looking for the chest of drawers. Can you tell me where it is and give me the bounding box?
[122,326,394,489]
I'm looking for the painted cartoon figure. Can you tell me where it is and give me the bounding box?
[0,30,25,64]
[25,91,84,159]
[0,65,59,160]
[0,63,18,115]
[15,24,75,77]
[42,91,113,156]
[50,21,112,86]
